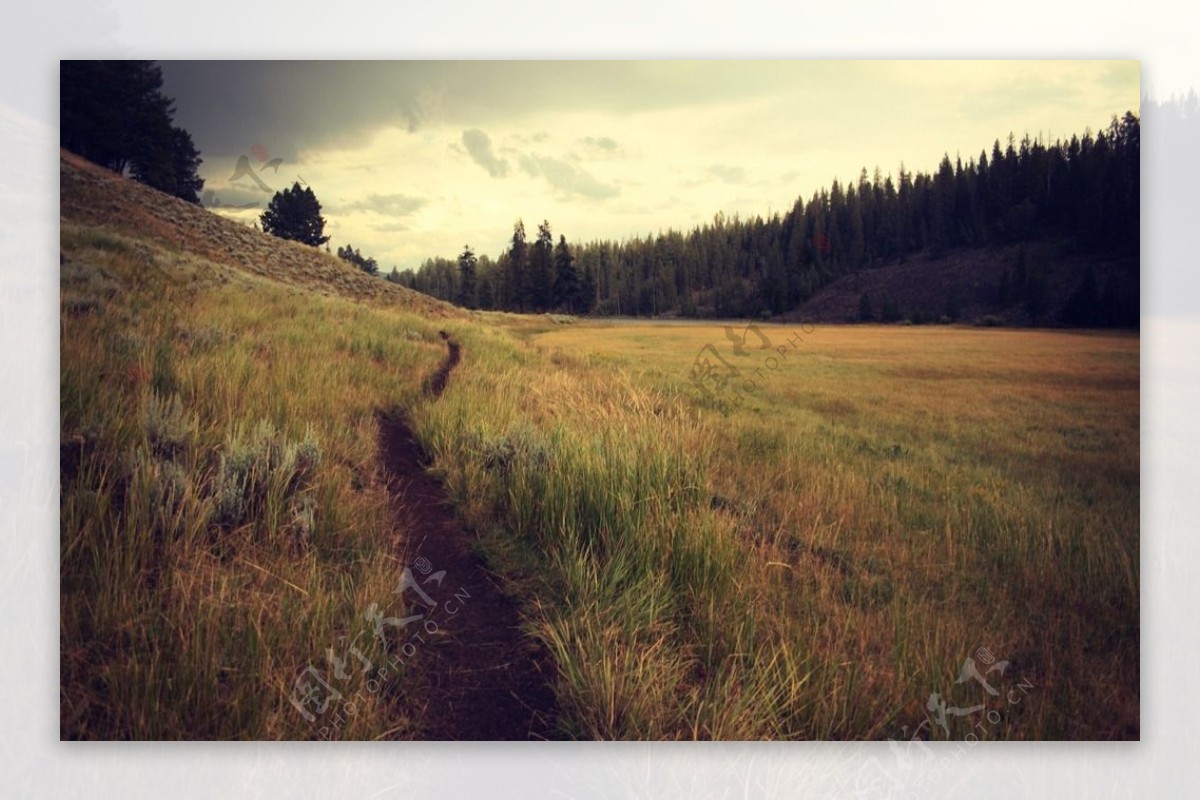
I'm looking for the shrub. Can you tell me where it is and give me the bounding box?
[211,420,321,536]
[143,392,196,460]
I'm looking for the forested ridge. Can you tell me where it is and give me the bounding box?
[394,111,1141,326]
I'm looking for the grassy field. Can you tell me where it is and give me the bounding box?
[410,319,1138,739]
[60,162,1138,739]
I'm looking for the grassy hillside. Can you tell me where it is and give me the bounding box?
[60,150,460,316]
[60,152,464,738]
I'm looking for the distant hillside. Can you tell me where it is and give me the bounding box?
[781,241,1139,327]
[59,149,461,318]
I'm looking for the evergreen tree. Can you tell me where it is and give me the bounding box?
[943,288,962,322]
[1061,266,1100,326]
[60,60,205,203]
[336,244,379,275]
[528,221,555,312]
[997,268,1013,306]
[457,245,477,308]
[858,292,874,322]
[553,235,580,311]
[881,295,901,323]
[508,220,528,312]
[1022,261,1048,324]
[261,182,330,246]
[580,263,598,314]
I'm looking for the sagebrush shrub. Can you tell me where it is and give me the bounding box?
[211,420,322,536]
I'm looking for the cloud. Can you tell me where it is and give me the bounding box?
[462,129,508,178]
[159,62,804,166]
[519,154,619,200]
[582,135,619,151]
[370,221,412,234]
[517,153,540,178]
[340,192,426,217]
[706,164,746,184]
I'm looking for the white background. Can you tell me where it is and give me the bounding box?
[1,1,1196,797]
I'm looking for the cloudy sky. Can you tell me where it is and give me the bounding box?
[159,61,1139,270]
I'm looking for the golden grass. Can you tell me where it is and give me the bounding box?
[437,320,1137,739]
[60,223,448,739]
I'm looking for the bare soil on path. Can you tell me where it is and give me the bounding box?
[377,332,557,740]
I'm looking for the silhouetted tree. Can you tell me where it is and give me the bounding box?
[261,183,330,246]
[458,245,477,308]
[60,60,205,203]
[881,295,902,323]
[1061,266,1100,326]
[553,235,580,312]
[336,243,378,275]
[528,221,554,312]
[508,220,528,312]
[858,292,874,321]
[1023,261,1048,324]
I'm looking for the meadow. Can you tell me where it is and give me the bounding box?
[414,317,1139,739]
[60,214,1139,740]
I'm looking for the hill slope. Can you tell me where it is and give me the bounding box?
[60,149,461,317]
[781,241,1139,326]
[60,148,472,740]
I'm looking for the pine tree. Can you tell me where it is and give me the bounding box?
[553,235,580,312]
[1022,261,1048,325]
[944,288,962,321]
[580,263,598,315]
[881,295,901,323]
[508,220,528,312]
[1061,266,1100,326]
[261,182,329,246]
[336,244,379,275]
[61,60,206,203]
[458,245,477,308]
[858,292,874,322]
[529,221,554,312]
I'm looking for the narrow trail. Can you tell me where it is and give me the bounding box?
[422,330,461,398]
[377,331,557,740]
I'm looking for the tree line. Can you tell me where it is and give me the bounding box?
[395,112,1139,324]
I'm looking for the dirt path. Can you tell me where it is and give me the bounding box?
[377,331,557,740]
[422,331,461,398]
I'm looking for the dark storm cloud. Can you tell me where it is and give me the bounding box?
[156,61,793,164]
[461,129,508,177]
[158,61,449,162]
